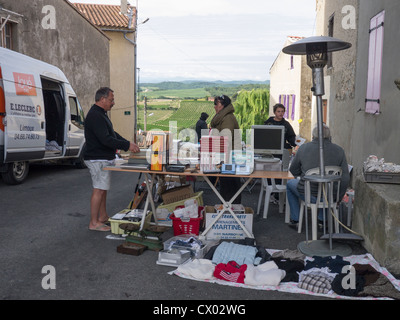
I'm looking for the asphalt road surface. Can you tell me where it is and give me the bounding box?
[0,163,367,304]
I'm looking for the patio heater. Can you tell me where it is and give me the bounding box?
[282,36,352,256]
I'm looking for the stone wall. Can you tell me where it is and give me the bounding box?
[353,175,400,274]
[1,0,110,113]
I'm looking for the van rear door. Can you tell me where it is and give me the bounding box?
[2,68,46,162]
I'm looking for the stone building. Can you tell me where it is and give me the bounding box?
[73,2,137,141]
[0,0,110,112]
[316,0,400,273]
[269,36,313,141]
[314,0,358,166]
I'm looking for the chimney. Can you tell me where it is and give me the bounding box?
[120,0,128,15]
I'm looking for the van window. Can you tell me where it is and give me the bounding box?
[69,96,84,129]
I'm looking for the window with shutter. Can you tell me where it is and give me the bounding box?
[365,10,385,114]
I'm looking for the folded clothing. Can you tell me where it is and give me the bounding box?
[358,273,400,300]
[331,272,365,297]
[298,267,337,294]
[305,255,350,273]
[298,274,333,294]
[214,261,247,284]
[211,242,258,265]
[244,261,286,287]
[177,259,215,280]
[271,257,305,282]
[271,249,306,264]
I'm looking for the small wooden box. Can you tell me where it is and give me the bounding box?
[117,242,148,256]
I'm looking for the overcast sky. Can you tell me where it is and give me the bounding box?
[69,0,317,82]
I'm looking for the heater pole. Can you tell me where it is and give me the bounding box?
[312,67,326,178]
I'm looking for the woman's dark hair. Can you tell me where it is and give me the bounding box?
[214,95,231,108]
[273,103,285,113]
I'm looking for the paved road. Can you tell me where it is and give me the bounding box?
[0,163,366,303]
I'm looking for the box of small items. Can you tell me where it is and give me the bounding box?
[109,209,152,235]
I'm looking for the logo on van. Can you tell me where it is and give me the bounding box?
[13,72,37,96]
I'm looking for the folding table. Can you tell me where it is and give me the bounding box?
[104,165,294,238]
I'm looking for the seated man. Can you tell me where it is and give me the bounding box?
[286,124,350,228]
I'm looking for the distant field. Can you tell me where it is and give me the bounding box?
[136,81,270,139]
[137,100,214,132]
[141,88,209,99]
[137,108,175,131]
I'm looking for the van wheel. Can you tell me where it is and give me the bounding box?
[1,161,30,185]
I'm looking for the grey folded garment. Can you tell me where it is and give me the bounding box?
[271,249,306,264]
[358,273,400,300]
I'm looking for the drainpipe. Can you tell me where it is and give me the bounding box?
[123,3,148,143]
[123,7,137,142]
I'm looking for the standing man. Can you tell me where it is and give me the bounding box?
[84,87,140,231]
[195,112,209,143]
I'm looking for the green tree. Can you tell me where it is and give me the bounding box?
[234,89,270,139]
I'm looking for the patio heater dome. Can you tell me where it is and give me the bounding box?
[282,36,352,68]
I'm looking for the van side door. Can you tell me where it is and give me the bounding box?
[65,95,85,157]
[3,70,45,162]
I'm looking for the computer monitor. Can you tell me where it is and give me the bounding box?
[251,125,285,157]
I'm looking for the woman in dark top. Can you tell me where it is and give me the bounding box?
[264,103,297,152]
[264,103,297,202]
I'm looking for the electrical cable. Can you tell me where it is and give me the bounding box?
[322,184,362,237]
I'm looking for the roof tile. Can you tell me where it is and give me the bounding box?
[73,3,136,30]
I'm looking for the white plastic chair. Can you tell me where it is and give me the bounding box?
[297,166,342,240]
[256,149,290,219]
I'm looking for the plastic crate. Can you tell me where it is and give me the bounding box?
[156,249,191,267]
[155,191,204,226]
[363,170,400,184]
[163,235,207,258]
[109,210,152,235]
[170,206,204,236]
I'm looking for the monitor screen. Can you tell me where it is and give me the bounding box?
[251,125,285,156]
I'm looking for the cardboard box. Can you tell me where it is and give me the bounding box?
[165,175,187,184]
[161,185,194,205]
[205,205,254,240]
[214,203,245,213]
[155,207,173,226]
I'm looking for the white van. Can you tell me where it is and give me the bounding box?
[0,47,86,184]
